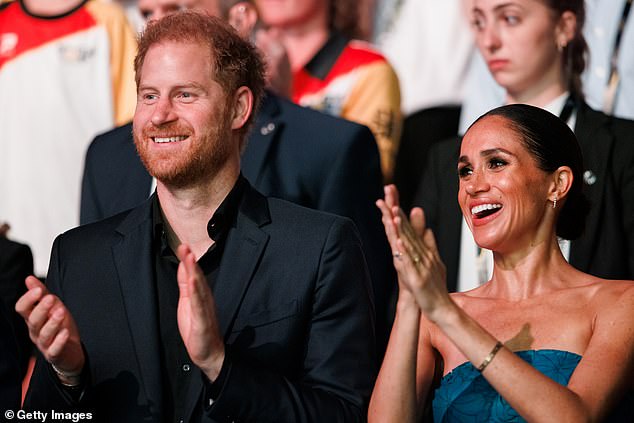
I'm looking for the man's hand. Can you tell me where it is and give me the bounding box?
[15,276,85,385]
[176,244,225,382]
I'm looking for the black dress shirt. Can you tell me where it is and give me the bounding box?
[152,176,246,423]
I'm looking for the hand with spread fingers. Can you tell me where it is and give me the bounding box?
[15,276,85,386]
[377,185,450,320]
[176,244,225,382]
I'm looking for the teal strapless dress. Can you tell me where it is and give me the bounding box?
[432,350,581,422]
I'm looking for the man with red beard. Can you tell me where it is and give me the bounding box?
[17,12,376,423]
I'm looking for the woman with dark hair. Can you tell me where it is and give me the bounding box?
[369,104,634,422]
[412,0,634,295]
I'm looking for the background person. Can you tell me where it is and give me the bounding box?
[0,0,137,276]
[254,0,402,181]
[459,0,634,132]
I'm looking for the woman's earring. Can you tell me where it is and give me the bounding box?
[552,195,558,209]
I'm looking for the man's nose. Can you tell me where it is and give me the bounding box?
[151,97,177,126]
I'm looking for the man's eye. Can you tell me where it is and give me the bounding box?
[178,92,195,101]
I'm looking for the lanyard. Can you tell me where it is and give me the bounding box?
[604,0,633,114]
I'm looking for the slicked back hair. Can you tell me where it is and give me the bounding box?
[471,104,590,240]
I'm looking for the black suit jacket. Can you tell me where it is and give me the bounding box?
[414,103,634,291]
[80,93,395,354]
[26,182,376,422]
[0,237,33,378]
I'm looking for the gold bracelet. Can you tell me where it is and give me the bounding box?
[477,341,503,372]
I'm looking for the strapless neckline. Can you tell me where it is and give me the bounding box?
[432,349,582,422]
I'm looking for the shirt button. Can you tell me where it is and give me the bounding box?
[593,26,604,38]
[594,66,606,78]
[182,364,191,372]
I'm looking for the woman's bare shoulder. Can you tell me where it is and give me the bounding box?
[591,278,634,309]
[584,276,634,301]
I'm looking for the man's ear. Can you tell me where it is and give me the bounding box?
[227,2,258,39]
[230,86,253,130]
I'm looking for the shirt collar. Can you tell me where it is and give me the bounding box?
[543,91,570,117]
[303,31,349,80]
[152,175,247,251]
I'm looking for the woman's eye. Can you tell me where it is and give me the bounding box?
[458,166,473,178]
[504,14,519,25]
[472,17,485,31]
[488,158,507,169]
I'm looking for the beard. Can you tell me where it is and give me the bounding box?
[134,106,234,189]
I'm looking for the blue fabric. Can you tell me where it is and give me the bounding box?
[432,350,582,422]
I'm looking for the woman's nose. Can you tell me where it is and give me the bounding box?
[465,169,491,196]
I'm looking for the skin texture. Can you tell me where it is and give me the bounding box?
[253,0,328,31]
[138,0,221,21]
[369,116,634,422]
[457,115,559,255]
[253,0,329,71]
[133,42,234,188]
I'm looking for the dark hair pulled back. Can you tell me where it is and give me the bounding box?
[547,0,588,100]
[473,104,590,240]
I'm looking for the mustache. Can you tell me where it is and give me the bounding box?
[140,122,193,138]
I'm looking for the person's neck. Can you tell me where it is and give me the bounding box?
[21,0,84,16]
[505,78,567,109]
[156,165,239,260]
[276,19,330,72]
[483,220,578,301]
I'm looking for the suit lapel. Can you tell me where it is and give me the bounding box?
[215,185,270,336]
[570,104,613,270]
[182,184,271,421]
[111,198,163,419]
[241,94,285,187]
